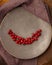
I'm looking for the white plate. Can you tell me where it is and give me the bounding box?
[0,7,52,59]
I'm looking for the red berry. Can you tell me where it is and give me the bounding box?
[31,38,35,42]
[16,35,19,38]
[14,35,17,38]
[35,38,38,41]
[26,38,32,44]
[37,29,42,33]
[32,33,36,37]
[33,37,38,41]
[11,35,14,39]
[35,32,41,38]
[8,29,13,34]
[25,42,28,44]
[17,36,22,40]
[16,40,20,44]
[20,39,23,43]
[22,39,25,44]
[22,39,26,45]
[13,37,17,41]
[28,41,31,44]
[39,29,42,32]
[35,33,39,38]
[26,37,30,41]
[37,33,41,37]
[13,38,17,41]
[27,37,31,40]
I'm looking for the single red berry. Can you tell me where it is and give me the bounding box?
[11,35,16,40]
[37,29,42,33]
[26,38,32,44]
[22,39,26,45]
[35,31,41,38]
[28,41,32,44]
[12,36,17,41]
[10,33,15,38]
[16,40,20,44]
[20,39,23,43]
[39,29,42,32]
[33,37,38,41]
[32,33,36,38]
[14,34,17,38]
[35,33,39,38]
[29,39,33,44]
[13,38,17,41]
[17,36,22,40]
[8,29,13,34]
[24,41,28,44]
[37,33,41,37]
[31,38,35,42]
[26,37,31,44]
[21,39,25,44]
[16,35,19,38]
[35,37,38,41]
[27,37,31,40]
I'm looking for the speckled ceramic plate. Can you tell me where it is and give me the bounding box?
[0,7,52,59]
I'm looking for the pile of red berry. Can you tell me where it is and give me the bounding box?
[8,29,42,45]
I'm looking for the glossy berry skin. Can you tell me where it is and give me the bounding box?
[8,29,42,45]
